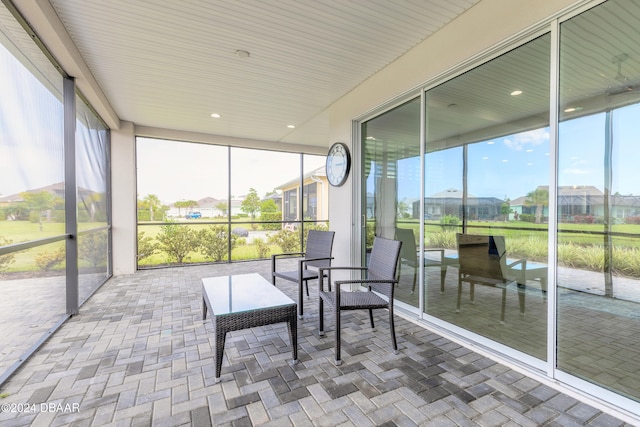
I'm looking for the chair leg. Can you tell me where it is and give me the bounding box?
[411,267,417,293]
[368,309,375,330]
[500,288,506,323]
[456,278,462,312]
[305,281,309,297]
[335,307,342,365]
[389,307,398,354]
[318,298,325,336]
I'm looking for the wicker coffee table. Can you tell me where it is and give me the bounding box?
[202,273,298,380]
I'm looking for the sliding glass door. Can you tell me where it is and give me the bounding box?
[362,98,421,308]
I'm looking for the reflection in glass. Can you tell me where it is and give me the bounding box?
[423,34,550,360]
[362,97,421,308]
[0,242,66,374]
[76,95,110,301]
[0,1,69,378]
[558,0,640,401]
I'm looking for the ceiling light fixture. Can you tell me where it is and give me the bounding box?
[235,49,250,58]
[564,106,584,113]
[287,124,295,129]
[210,113,221,118]
[510,90,523,96]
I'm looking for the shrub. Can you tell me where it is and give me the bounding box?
[573,215,595,224]
[79,231,108,267]
[0,236,16,273]
[35,247,65,270]
[519,213,536,223]
[156,222,198,263]
[260,211,282,230]
[440,215,459,231]
[137,231,158,262]
[625,216,640,225]
[29,211,40,223]
[198,224,238,262]
[426,229,457,249]
[254,237,270,258]
[268,229,300,253]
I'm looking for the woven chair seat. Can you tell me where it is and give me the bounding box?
[319,291,388,310]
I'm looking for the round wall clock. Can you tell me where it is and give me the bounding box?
[326,142,351,187]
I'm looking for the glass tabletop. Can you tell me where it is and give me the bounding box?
[202,273,294,315]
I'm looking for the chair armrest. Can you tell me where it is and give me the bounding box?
[334,278,399,286]
[422,248,444,262]
[423,248,444,254]
[272,252,305,261]
[507,258,527,268]
[334,278,399,297]
[271,252,305,276]
[318,266,367,291]
[301,256,334,264]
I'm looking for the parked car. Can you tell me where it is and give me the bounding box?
[185,212,202,219]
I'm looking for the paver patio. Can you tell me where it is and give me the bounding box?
[0,260,633,426]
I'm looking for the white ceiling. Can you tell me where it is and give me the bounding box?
[42,0,480,148]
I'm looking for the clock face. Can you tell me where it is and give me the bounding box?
[326,142,351,187]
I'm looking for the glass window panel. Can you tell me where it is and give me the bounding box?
[558,0,640,401]
[0,21,64,242]
[0,2,69,378]
[423,34,550,360]
[76,95,110,301]
[76,95,108,226]
[230,148,300,261]
[0,241,66,374]
[363,97,421,307]
[136,138,228,267]
[303,154,328,223]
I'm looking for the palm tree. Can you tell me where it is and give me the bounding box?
[144,194,161,221]
[524,187,549,224]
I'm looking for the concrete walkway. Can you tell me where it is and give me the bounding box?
[0,260,633,426]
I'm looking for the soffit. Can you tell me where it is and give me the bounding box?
[45,0,480,148]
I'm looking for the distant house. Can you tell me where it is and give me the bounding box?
[511,185,640,222]
[0,182,104,221]
[275,166,328,223]
[413,188,504,221]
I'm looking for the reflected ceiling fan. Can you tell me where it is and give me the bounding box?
[606,53,639,96]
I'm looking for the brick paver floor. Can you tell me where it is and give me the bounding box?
[0,260,634,426]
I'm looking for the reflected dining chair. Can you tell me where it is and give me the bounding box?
[456,233,526,322]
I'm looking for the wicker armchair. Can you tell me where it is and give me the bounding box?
[318,236,402,365]
[271,230,335,318]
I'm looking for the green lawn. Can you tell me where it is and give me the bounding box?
[6,218,640,278]
[0,220,107,273]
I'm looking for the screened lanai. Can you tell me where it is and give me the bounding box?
[3,0,640,425]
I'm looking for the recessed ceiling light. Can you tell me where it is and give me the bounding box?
[287,124,295,129]
[564,107,577,113]
[235,50,250,58]
[510,90,523,96]
[487,141,495,145]
[210,113,221,118]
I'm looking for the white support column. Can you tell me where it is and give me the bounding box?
[111,121,137,275]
